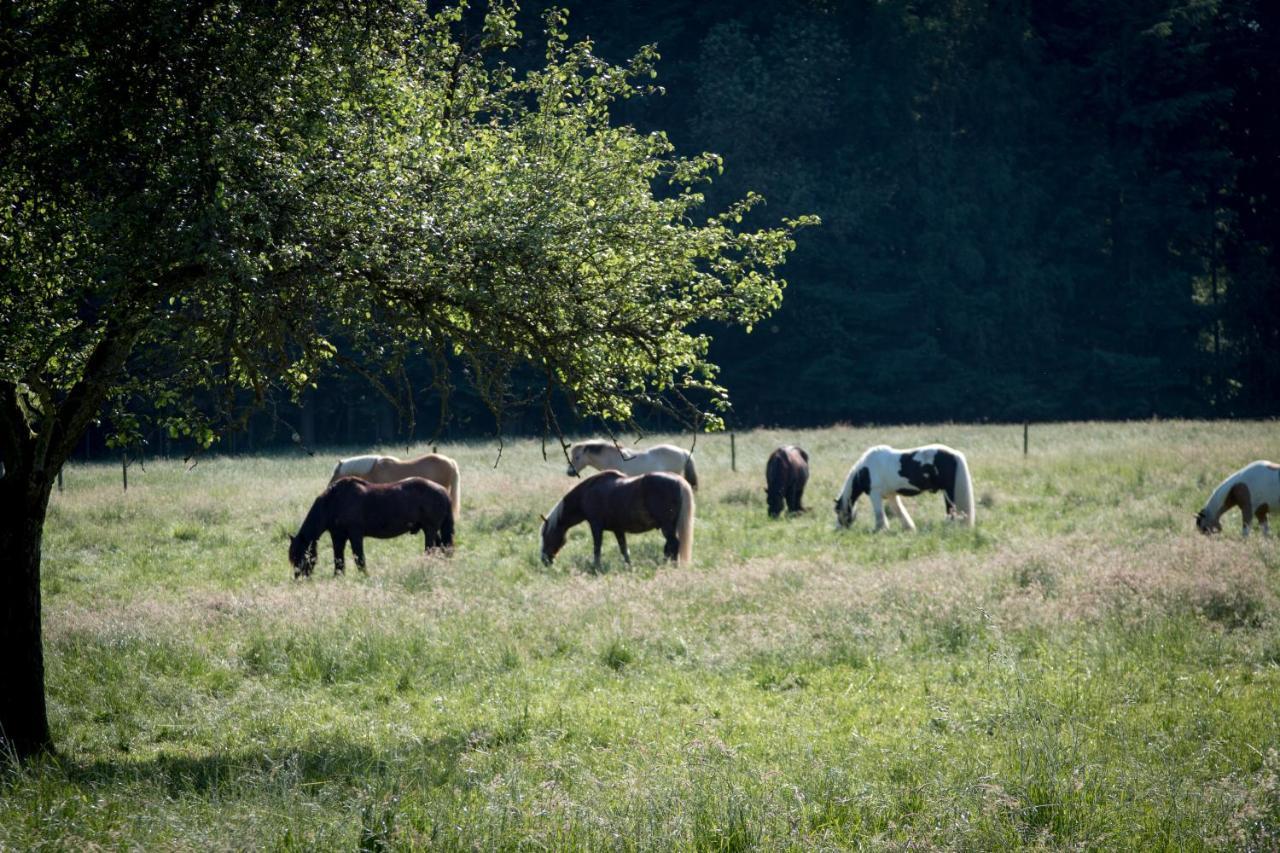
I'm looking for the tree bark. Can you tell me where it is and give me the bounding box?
[0,461,55,760]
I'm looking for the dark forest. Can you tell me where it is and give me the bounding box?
[80,0,1280,455]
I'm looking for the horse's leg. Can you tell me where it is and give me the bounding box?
[889,495,916,531]
[351,534,367,573]
[1240,495,1254,538]
[614,531,631,564]
[590,523,604,572]
[1257,505,1269,537]
[793,479,807,513]
[661,523,679,561]
[331,531,347,576]
[871,493,887,531]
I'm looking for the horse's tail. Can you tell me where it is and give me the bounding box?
[683,453,699,491]
[443,455,462,520]
[954,450,976,527]
[676,478,695,564]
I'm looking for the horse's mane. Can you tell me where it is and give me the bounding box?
[543,492,567,537]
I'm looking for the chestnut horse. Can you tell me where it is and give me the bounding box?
[565,441,698,490]
[766,445,810,517]
[289,476,454,577]
[330,452,461,518]
[540,470,694,570]
[1196,460,1279,537]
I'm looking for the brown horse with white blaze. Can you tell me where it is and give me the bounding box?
[540,471,694,570]
[289,476,454,577]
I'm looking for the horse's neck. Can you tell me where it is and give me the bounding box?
[1204,476,1238,519]
[298,498,330,541]
[563,492,589,527]
[844,466,868,504]
[596,446,624,466]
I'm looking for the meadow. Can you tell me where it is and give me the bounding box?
[4,421,1279,850]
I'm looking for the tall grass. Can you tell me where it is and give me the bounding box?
[4,421,1279,848]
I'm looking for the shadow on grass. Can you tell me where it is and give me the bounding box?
[24,722,531,799]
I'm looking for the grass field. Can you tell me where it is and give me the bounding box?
[4,421,1280,849]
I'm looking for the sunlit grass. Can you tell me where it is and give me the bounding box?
[5,421,1280,848]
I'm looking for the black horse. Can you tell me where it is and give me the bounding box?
[766,445,810,517]
[288,476,454,577]
[540,471,695,570]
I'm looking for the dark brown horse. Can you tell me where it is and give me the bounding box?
[539,471,694,570]
[288,476,454,577]
[766,445,810,517]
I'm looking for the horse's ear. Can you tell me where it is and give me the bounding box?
[539,513,548,523]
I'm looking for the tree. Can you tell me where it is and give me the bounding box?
[0,0,812,759]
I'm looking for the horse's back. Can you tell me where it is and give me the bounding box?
[624,444,686,475]
[360,477,451,531]
[578,470,683,530]
[369,452,456,485]
[333,455,383,480]
[1237,460,1280,502]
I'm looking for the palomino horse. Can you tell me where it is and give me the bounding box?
[1196,460,1279,537]
[766,445,810,517]
[330,452,461,518]
[565,440,698,490]
[540,470,695,570]
[835,444,975,531]
[289,476,454,577]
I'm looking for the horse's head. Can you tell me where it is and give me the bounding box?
[834,495,856,529]
[766,487,784,518]
[1194,510,1221,535]
[539,513,566,565]
[288,533,318,577]
[565,445,587,476]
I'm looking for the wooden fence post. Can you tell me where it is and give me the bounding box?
[122,453,128,492]
[730,432,737,472]
[1023,422,1029,456]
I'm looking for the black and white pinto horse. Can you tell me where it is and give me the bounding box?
[835,444,975,531]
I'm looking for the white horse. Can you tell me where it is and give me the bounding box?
[1196,460,1279,537]
[565,440,698,490]
[835,444,974,531]
[330,452,462,519]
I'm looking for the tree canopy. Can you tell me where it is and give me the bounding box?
[0,0,810,758]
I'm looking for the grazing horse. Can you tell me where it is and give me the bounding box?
[540,470,695,570]
[1196,460,1279,537]
[289,476,454,578]
[835,444,975,531]
[766,445,810,517]
[565,440,698,490]
[330,452,461,518]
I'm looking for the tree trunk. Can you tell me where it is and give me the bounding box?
[0,463,55,760]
